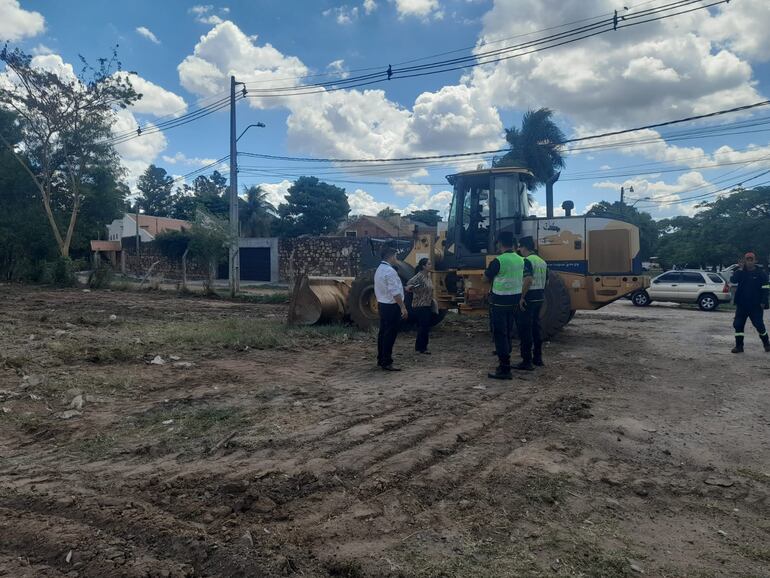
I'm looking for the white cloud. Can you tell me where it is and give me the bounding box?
[136,26,160,44]
[467,0,766,130]
[363,0,377,15]
[115,72,187,117]
[0,0,44,41]
[701,0,770,62]
[112,109,168,190]
[189,4,226,25]
[347,189,394,215]
[324,5,360,25]
[162,152,216,165]
[393,0,441,19]
[258,179,293,208]
[327,59,350,79]
[31,44,53,55]
[177,21,308,109]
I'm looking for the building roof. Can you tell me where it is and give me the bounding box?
[341,214,436,237]
[128,214,191,237]
[90,240,122,252]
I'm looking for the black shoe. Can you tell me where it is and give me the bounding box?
[381,364,402,371]
[488,369,512,380]
[731,347,744,354]
[764,343,770,353]
[514,361,535,371]
[533,359,544,367]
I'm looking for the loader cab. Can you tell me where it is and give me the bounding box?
[444,167,533,269]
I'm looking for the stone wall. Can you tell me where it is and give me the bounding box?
[123,243,210,280]
[278,237,362,281]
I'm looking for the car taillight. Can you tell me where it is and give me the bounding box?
[723,283,729,293]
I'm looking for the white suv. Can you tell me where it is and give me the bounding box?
[631,270,731,311]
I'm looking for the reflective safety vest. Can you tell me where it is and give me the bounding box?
[492,251,524,295]
[526,254,548,291]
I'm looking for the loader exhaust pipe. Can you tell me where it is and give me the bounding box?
[545,171,561,219]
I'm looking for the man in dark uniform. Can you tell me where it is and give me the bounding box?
[729,252,769,353]
[485,232,527,379]
[518,236,548,368]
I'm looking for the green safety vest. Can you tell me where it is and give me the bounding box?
[492,251,524,295]
[526,254,548,291]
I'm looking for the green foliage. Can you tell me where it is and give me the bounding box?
[137,164,175,217]
[278,176,350,236]
[239,185,276,237]
[0,46,139,257]
[51,256,76,286]
[377,207,399,219]
[88,264,114,289]
[496,108,566,191]
[585,201,659,261]
[154,229,193,261]
[406,208,443,226]
[655,187,770,268]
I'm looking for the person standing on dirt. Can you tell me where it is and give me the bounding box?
[518,236,548,368]
[406,258,435,355]
[730,252,770,353]
[375,247,408,370]
[485,231,526,380]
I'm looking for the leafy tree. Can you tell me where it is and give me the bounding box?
[278,176,350,236]
[377,207,400,219]
[0,109,54,279]
[406,209,442,226]
[239,185,276,237]
[191,171,229,217]
[585,201,659,261]
[137,164,174,217]
[0,46,139,257]
[170,186,198,220]
[496,108,566,191]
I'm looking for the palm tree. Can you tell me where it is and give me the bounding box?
[239,185,277,237]
[495,108,566,192]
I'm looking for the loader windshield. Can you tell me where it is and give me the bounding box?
[493,173,528,222]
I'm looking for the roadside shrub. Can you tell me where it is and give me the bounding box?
[88,265,114,289]
[51,256,76,286]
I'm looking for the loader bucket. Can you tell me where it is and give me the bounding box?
[288,275,354,325]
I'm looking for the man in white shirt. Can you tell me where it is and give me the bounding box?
[375,247,408,371]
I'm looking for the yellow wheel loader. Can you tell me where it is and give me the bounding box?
[289,167,649,337]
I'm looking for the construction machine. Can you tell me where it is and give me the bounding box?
[289,166,649,337]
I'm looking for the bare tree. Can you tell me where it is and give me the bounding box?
[0,46,139,257]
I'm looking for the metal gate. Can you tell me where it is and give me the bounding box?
[240,247,271,281]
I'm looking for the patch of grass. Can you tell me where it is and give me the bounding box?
[233,292,290,304]
[48,340,145,364]
[395,540,542,577]
[562,544,633,578]
[737,545,770,564]
[132,405,246,440]
[74,434,119,459]
[161,318,353,350]
[0,354,29,369]
[736,468,770,484]
[523,474,569,506]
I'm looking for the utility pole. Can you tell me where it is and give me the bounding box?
[229,75,239,297]
[620,186,625,205]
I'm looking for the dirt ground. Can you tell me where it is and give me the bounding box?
[1,285,768,578]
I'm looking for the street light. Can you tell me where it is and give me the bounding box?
[620,185,634,204]
[629,196,651,208]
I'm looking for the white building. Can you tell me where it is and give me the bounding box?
[106,213,191,243]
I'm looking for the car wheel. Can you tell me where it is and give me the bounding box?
[698,293,718,311]
[631,290,651,307]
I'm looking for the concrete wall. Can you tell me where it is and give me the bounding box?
[239,237,279,283]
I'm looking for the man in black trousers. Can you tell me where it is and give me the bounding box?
[730,252,769,353]
[375,247,408,370]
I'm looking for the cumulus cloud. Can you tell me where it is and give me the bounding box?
[136,26,160,44]
[115,72,187,117]
[162,152,217,165]
[393,0,442,20]
[327,59,350,79]
[177,21,308,108]
[467,0,765,130]
[323,5,359,25]
[189,4,227,25]
[258,179,293,208]
[363,0,377,14]
[0,0,44,41]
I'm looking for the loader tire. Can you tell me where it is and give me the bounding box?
[539,271,572,339]
[348,268,379,330]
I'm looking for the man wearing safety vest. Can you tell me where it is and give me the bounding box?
[485,231,527,379]
[518,236,548,369]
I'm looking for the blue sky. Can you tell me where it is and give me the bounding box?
[5,0,770,219]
